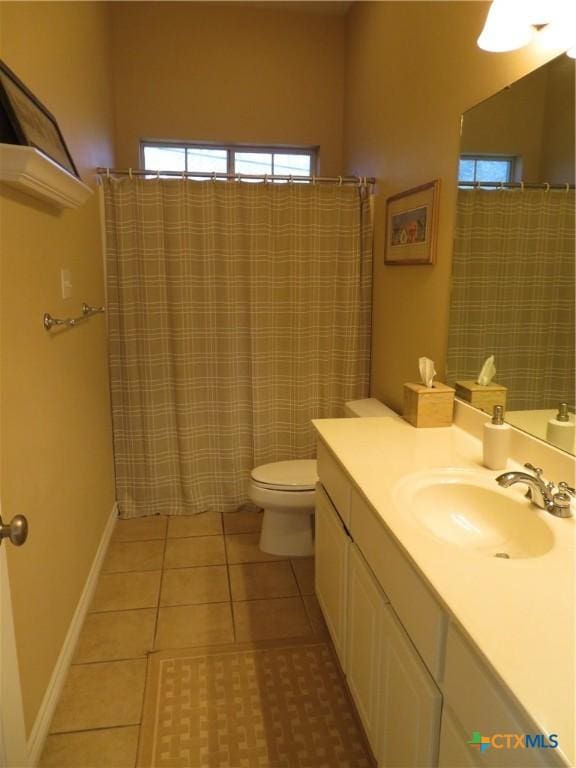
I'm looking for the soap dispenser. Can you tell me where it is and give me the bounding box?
[483,405,510,470]
[546,403,575,452]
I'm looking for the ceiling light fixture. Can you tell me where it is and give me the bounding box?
[477,0,576,56]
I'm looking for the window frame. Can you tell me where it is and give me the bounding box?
[140,140,319,178]
[458,154,518,186]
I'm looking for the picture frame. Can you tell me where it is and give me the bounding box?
[384,179,440,265]
[0,59,79,178]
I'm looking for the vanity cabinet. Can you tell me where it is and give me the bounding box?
[316,443,443,767]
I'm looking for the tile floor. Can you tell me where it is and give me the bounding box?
[40,510,327,767]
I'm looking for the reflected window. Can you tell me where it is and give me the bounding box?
[459,155,516,186]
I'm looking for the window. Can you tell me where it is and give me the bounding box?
[458,155,517,185]
[141,141,317,180]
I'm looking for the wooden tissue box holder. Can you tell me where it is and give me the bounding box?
[454,380,507,414]
[403,382,455,428]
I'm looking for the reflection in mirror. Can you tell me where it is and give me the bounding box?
[446,55,575,454]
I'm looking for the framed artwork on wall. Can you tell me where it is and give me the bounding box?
[0,59,79,178]
[384,179,440,265]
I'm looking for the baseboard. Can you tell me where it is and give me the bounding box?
[26,502,118,765]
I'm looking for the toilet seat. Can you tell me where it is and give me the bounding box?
[250,459,317,491]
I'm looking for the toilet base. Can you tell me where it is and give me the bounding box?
[259,508,314,557]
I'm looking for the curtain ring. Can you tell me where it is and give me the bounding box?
[212,172,216,183]
[566,183,570,192]
[520,181,524,191]
[264,174,269,184]
[129,168,133,180]
[289,175,293,184]
[106,167,110,179]
[339,176,343,186]
[499,181,504,190]
[312,175,316,185]
[544,182,550,192]
[156,169,160,179]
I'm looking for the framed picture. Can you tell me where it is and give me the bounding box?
[0,59,79,178]
[384,180,440,265]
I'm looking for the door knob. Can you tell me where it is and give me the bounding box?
[0,514,28,546]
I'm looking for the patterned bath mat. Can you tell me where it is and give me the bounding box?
[138,639,373,768]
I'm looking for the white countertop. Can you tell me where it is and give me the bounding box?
[313,415,575,767]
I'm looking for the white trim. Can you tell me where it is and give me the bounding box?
[0,546,27,768]
[26,503,118,766]
[0,145,92,209]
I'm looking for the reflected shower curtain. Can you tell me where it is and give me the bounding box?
[447,188,575,410]
[102,178,373,518]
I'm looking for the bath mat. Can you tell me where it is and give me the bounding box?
[138,639,373,768]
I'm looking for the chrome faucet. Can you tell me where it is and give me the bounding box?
[496,463,574,518]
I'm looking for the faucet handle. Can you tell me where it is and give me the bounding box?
[524,463,544,479]
[558,482,576,496]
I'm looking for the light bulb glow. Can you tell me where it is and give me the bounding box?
[477,0,534,52]
[477,0,576,54]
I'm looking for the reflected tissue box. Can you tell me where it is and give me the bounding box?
[454,380,507,414]
[403,381,455,428]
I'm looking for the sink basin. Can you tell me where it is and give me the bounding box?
[395,469,554,559]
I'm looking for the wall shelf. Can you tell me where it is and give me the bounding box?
[0,144,92,209]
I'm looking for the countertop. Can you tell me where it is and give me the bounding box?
[312,415,575,767]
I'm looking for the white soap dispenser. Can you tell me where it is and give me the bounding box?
[483,405,510,470]
[546,403,575,452]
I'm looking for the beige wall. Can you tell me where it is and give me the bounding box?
[540,55,575,184]
[109,2,346,174]
[0,2,116,734]
[344,1,562,412]
[460,64,548,182]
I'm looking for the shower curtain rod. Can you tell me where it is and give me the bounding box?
[459,181,574,190]
[96,167,376,186]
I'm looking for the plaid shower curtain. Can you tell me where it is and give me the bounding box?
[102,178,373,518]
[447,188,575,411]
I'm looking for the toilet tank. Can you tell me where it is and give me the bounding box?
[344,398,397,418]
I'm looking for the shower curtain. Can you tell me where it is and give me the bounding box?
[102,178,373,518]
[447,188,575,410]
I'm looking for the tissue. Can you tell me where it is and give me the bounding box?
[419,357,436,388]
[477,355,496,386]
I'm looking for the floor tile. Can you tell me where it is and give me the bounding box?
[291,557,315,595]
[223,509,262,534]
[73,609,156,663]
[155,603,234,649]
[303,594,330,639]
[90,571,161,613]
[233,596,312,642]
[39,726,139,767]
[229,561,298,601]
[160,565,230,606]
[50,659,147,733]
[102,540,164,574]
[225,532,285,564]
[167,511,222,538]
[164,535,226,568]
[112,515,167,543]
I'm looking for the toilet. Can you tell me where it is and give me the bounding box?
[249,398,396,556]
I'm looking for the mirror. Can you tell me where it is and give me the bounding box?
[446,54,575,454]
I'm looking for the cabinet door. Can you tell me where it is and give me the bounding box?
[379,604,442,768]
[438,707,481,767]
[315,484,350,666]
[347,544,386,757]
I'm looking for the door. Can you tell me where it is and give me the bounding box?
[0,511,28,768]
[314,484,350,666]
[379,604,442,767]
[346,543,386,756]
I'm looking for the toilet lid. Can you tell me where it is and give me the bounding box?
[251,459,318,491]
